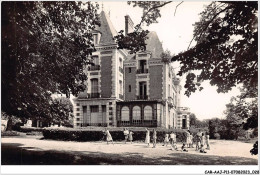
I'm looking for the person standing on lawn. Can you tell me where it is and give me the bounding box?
[123,128,129,144]
[189,132,194,148]
[145,128,150,147]
[170,132,178,151]
[129,130,134,144]
[206,132,210,150]
[195,130,202,151]
[152,129,157,148]
[162,132,169,147]
[105,128,114,145]
[200,132,207,153]
[185,130,191,148]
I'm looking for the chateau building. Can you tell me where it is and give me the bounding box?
[73,11,190,129]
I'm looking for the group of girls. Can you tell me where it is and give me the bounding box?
[103,128,134,145]
[103,128,210,153]
[185,130,210,153]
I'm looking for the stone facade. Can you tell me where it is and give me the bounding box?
[73,11,190,129]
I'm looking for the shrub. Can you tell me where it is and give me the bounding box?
[213,133,221,139]
[251,128,258,138]
[18,126,45,133]
[26,131,43,136]
[250,141,258,155]
[42,128,197,143]
[1,130,20,136]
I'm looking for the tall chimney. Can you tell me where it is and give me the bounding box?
[125,15,134,35]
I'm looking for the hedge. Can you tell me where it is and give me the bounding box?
[1,131,20,136]
[42,127,203,142]
[17,126,45,133]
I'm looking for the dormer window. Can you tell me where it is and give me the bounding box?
[93,34,98,45]
[92,56,99,65]
[92,32,101,45]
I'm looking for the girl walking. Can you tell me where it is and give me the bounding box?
[152,129,157,148]
[145,128,150,147]
[186,131,191,148]
[162,133,169,147]
[206,133,210,150]
[189,133,194,148]
[195,130,202,151]
[129,130,134,144]
[104,128,114,145]
[200,132,207,153]
[170,132,178,150]
[123,128,129,144]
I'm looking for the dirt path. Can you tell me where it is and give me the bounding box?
[1,136,258,165]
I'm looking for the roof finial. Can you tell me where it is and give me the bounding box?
[101,2,104,11]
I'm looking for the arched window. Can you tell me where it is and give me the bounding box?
[121,106,130,121]
[132,106,141,120]
[144,106,153,120]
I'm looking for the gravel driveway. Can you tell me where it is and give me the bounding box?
[1,136,258,165]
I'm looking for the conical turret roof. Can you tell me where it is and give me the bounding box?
[95,11,117,45]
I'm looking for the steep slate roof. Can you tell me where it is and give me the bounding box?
[145,31,164,58]
[125,31,164,61]
[96,11,163,58]
[96,11,117,44]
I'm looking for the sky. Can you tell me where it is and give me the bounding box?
[100,1,241,120]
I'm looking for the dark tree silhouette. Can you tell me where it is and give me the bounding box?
[2,1,100,120]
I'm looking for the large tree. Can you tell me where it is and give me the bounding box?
[121,1,257,96]
[2,2,100,120]
[189,113,197,127]
[49,97,74,127]
[172,1,257,97]
[224,82,258,132]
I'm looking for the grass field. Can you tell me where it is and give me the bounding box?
[1,135,258,165]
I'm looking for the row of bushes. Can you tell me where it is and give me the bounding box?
[42,128,202,142]
[1,131,20,136]
[17,126,45,133]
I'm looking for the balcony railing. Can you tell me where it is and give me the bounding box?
[136,68,148,74]
[81,123,108,127]
[117,120,157,127]
[87,93,100,98]
[137,95,148,100]
[119,67,124,74]
[88,65,100,71]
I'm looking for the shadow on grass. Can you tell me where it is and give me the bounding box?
[1,143,258,165]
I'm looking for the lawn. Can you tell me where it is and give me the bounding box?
[1,136,258,165]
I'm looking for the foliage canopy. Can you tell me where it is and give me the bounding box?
[2,1,100,119]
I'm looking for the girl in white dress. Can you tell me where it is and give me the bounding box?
[163,133,169,147]
[152,129,157,148]
[206,133,210,150]
[189,134,194,148]
[105,129,114,145]
[172,132,178,150]
[123,128,129,144]
[186,131,191,148]
[129,130,134,144]
[200,133,207,153]
[145,128,150,147]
